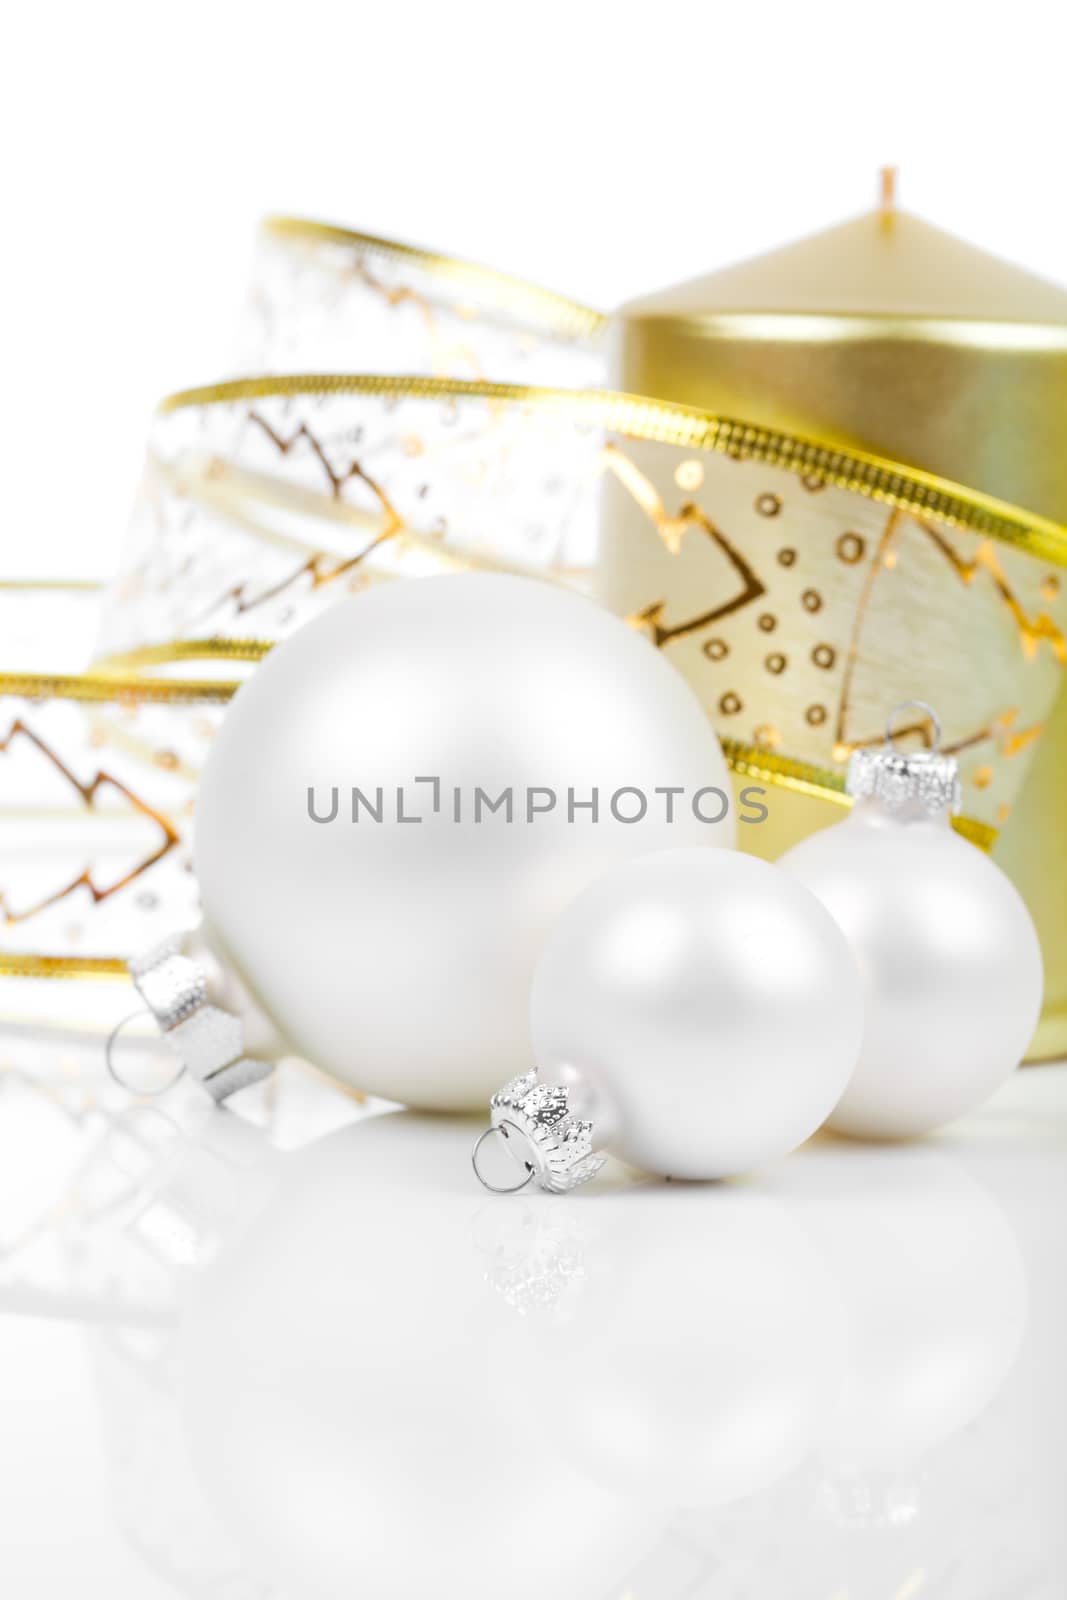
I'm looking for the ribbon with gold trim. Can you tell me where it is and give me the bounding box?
[3,226,1066,1066]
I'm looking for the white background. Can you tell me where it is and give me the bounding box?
[3,14,1067,1592]
[3,0,1066,581]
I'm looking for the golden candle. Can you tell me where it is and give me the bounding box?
[615,175,1067,518]
[599,174,1067,1059]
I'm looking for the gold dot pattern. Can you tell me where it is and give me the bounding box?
[25,335,1067,1009]
[115,384,1067,936]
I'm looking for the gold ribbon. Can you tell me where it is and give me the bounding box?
[4,252,1067,982]
[260,215,608,343]
[159,373,1067,569]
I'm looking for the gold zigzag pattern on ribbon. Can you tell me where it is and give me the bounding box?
[176,410,407,624]
[604,443,767,647]
[920,527,1067,664]
[833,507,1065,760]
[349,257,487,381]
[157,375,1067,569]
[260,216,608,342]
[0,633,999,976]
[245,410,405,516]
[0,718,179,926]
[599,450,1064,782]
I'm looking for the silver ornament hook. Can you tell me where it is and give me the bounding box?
[848,699,960,816]
[471,1121,538,1194]
[105,1009,187,1096]
[884,699,942,752]
[125,935,275,1104]
[473,1069,606,1195]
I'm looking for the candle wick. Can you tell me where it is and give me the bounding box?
[879,165,898,227]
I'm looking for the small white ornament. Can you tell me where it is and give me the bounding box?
[192,574,734,1110]
[779,703,1044,1139]
[478,847,863,1186]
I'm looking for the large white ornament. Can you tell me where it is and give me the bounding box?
[527,848,863,1180]
[195,574,734,1110]
[779,717,1044,1139]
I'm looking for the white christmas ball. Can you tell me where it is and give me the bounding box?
[195,574,734,1110]
[780,804,1043,1138]
[529,848,863,1178]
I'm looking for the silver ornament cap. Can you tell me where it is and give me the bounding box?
[110,932,274,1103]
[846,700,961,818]
[472,1069,605,1194]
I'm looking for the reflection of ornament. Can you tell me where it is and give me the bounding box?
[487,1184,846,1510]
[495,848,862,1184]
[181,1114,659,1600]
[808,1141,1028,1470]
[781,705,1043,1138]
[815,1465,920,1529]
[194,573,733,1110]
[476,1203,589,1319]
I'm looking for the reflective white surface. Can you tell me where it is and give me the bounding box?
[1,1032,1065,1598]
